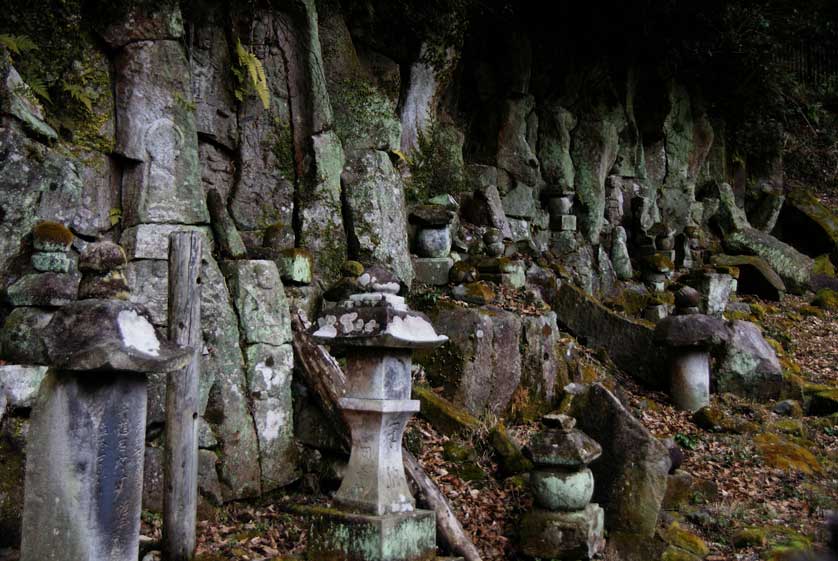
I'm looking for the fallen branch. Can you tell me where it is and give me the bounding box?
[291,312,483,561]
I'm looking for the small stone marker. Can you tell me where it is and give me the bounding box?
[19,299,191,561]
[306,265,447,561]
[520,414,605,560]
[655,314,730,411]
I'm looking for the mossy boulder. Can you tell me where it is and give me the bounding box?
[754,433,822,475]
[812,289,838,311]
[412,385,480,436]
[692,405,757,434]
[732,527,768,548]
[660,545,702,561]
[488,422,533,476]
[659,522,709,557]
[813,254,836,277]
[808,387,838,416]
[32,221,74,252]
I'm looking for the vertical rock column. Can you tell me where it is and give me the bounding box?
[306,267,448,561]
[20,300,191,561]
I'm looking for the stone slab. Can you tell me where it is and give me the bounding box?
[222,260,291,346]
[304,507,436,561]
[21,371,147,561]
[519,504,605,560]
[121,224,213,260]
[412,257,453,286]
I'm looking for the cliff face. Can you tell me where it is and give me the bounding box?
[0,0,806,520]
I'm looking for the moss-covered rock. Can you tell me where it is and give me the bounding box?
[812,289,838,311]
[732,527,767,548]
[808,387,838,416]
[488,422,533,476]
[813,254,836,277]
[32,220,73,251]
[659,522,709,557]
[753,433,822,475]
[693,405,757,434]
[412,385,480,436]
[660,545,703,561]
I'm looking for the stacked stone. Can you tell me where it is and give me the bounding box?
[307,266,448,561]
[7,221,79,307]
[545,189,578,256]
[674,286,702,316]
[474,256,526,289]
[410,204,455,285]
[520,414,605,560]
[78,241,130,300]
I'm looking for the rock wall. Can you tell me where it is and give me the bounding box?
[0,0,816,523]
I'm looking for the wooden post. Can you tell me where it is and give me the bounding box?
[164,232,203,561]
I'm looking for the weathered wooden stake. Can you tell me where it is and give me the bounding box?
[164,232,203,561]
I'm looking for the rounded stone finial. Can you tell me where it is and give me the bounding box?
[79,241,128,272]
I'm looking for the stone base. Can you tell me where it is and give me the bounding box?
[304,507,436,561]
[519,504,605,560]
[413,257,453,286]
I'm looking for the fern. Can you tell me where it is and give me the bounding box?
[23,75,51,103]
[234,39,270,110]
[62,82,92,113]
[0,34,38,55]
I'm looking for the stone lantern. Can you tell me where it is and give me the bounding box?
[654,314,730,411]
[520,414,605,560]
[307,266,448,561]
[19,299,191,561]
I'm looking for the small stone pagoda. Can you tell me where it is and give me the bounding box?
[520,414,605,560]
[308,266,448,561]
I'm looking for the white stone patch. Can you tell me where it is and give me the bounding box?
[256,361,277,389]
[339,312,360,333]
[314,315,338,338]
[117,310,161,356]
[358,273,371,286]
[386,315,445,343]
[363,319,379,333]
[262,409,286,442]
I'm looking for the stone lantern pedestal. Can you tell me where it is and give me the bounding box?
[20,300,191,561]
[307,267,447,561]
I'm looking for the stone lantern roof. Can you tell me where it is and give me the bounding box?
[41,299,193,373]
[526,414,603,468]
[313,266,447,350]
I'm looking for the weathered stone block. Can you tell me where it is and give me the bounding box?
[125,260,169,325]
[115,40,208,226]
[342,150,414,286]
[0,365,47,409]
[305,507,436,561]
[412,257,453,286]
[519,504,605,560]
[6,272,80,307]
[121,224,213,261]
[417,304,522,417]
[243,343,298,491]
[0,307,53,364]
[570,384,671,537]
[21,371,147,561]
[222,260,291,346]
[276,249,314,285]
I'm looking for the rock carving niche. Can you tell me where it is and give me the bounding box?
[142,118,185,215]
